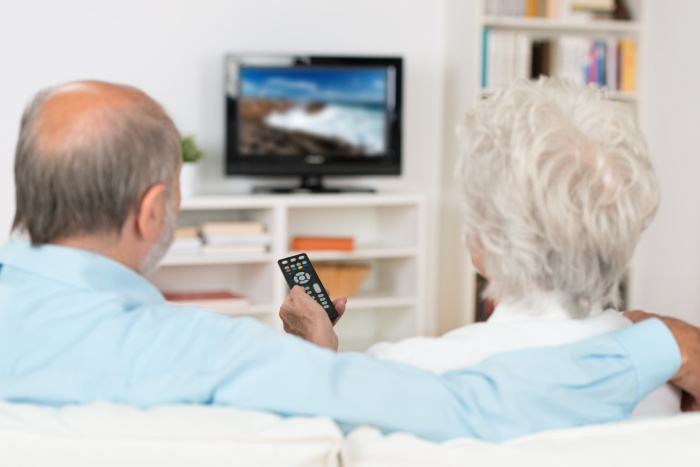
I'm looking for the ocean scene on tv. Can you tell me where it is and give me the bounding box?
[239,67,387,156]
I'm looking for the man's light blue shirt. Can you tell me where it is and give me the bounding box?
[0,240,681,442]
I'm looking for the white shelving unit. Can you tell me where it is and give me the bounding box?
[148,193,428,352]
[464,0,646,321]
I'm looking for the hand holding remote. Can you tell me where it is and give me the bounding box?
[278,253,340,321]
[279,286,347,351]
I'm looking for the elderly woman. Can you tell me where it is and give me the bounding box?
[367,77,679,416]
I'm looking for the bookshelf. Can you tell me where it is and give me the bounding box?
[466,0,646,322]
[147,193,428,352]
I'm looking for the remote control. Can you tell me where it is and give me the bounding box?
[278,253,339,322]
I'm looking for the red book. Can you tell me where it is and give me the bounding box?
[290,237,354,251]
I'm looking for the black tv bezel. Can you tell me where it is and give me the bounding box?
[225,55,403,178]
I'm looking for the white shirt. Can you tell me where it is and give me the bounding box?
[367,295,681,417]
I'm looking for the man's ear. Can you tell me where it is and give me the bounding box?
[135,183,167,241]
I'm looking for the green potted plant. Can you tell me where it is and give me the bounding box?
[179,135,204,198]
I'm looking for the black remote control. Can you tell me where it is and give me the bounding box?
[278,253,339,322]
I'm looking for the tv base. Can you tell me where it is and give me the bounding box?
[252,175,376,194]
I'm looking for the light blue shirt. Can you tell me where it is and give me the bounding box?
[0,240,681,442]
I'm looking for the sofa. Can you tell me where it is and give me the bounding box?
[1,402,699,467]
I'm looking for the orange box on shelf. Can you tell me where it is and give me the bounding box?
[290,236,354,251]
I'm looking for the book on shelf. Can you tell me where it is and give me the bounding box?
[290,236,354,251]
[163,290,252,315]
[482,31,636,93]
[619,39,635,92]
[485,0,628,20]
[199,221,270,255]
[169,226,203,255]
[200,221,266,237]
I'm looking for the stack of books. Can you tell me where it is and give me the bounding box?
[482,33,636,93]
[169,226,203,255]
[200,221,270,255]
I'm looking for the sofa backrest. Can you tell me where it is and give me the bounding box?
[0,402,343,467]
[342,412,700,467]
[3,401,700,467]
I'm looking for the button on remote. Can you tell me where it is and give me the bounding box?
[294,271,311,285]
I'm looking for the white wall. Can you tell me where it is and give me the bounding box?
[636,0,700,325]
[0,0,446,332]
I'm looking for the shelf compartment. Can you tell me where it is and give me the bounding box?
[288,205,421,251]
[149,263,274,308]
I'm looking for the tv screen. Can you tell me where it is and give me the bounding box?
[225,55,402,192]
[239,67,388,156]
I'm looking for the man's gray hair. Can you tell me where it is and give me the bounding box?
[12,83,181,245]
[455,77,660,317]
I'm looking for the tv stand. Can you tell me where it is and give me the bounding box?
[252,175,376,194]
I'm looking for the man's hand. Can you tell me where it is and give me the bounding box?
[279,286,348,351]
[625,310,700,411]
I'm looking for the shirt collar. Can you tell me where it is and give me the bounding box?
[487,293,604,325]
[0,240,165,306]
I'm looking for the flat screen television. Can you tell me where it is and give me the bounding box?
[225,55,403,193]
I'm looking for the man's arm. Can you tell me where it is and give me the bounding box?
[625,310,700,411]
[280,288,700,415]
[205,314,679,442]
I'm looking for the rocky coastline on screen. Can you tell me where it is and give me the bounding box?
[238,98,367,156]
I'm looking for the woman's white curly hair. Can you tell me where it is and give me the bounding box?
[455,77,660,318]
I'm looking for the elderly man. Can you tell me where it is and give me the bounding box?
[1,81,699,443]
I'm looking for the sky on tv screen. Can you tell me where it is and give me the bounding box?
[240,67,387,105]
